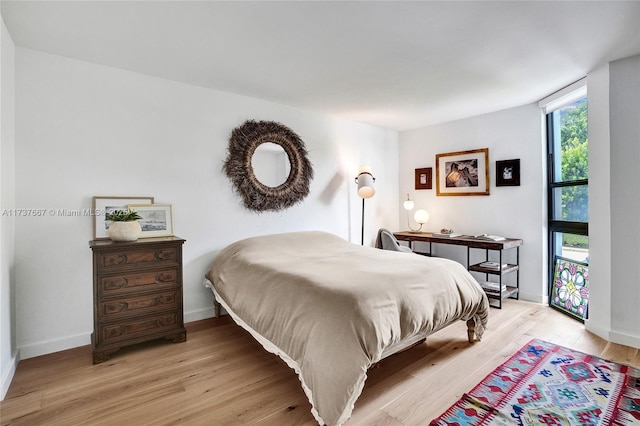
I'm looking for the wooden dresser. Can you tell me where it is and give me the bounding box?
[89,236,187,364]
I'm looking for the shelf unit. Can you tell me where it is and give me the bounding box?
[467,247,520,309]
[394,232,523,309]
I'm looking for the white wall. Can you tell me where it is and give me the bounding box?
[587,55,640,348]
[609,55,640,344]
[14,48,399,358]
[0,14,17,400]
[586,64,612,342]
[399,104,546,303]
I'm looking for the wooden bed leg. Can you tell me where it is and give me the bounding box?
[213,300,222,318]
[466,319,475,343]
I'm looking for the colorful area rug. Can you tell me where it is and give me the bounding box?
[431,338,640,425]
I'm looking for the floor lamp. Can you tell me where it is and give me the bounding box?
[355,165,375,245]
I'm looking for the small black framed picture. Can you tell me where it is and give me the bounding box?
[496,159,520,187]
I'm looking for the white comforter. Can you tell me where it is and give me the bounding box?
[205,231,489,425]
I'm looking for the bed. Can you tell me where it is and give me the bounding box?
[204,231,489,426]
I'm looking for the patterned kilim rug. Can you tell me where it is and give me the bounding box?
[430,338,640,425]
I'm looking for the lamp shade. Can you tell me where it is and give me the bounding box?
[356,166,375,199]
[358,164,373,175]
[357,175,375,198]
[403,194,414,211]
[414,209,430,224]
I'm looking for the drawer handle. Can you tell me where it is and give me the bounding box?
[104,254,126,266]
[155,272,173,283]
[156,250,175,261]
[158,316,176,326]
[155,294,175,305]
[104,278,127,290]
[105,302,128,314]
[105,325,127,338]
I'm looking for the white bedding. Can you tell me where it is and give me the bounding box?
[205,231,489,425]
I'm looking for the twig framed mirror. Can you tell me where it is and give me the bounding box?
[223,120,314,212]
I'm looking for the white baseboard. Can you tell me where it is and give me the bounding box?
[184,306,216,323]
[585,321,640,350]
[518,291,548,305]
[1,350,19,401]
[609,330,640,349]
[19,332,91,360]
[584,321,610,342]
[17,308,217,361]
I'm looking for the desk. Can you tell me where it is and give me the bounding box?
[394,232,523,308]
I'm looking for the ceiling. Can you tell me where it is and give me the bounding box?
[2,1,639,131]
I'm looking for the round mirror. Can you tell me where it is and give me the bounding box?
[224,120,313,212]
[251,142,290,188]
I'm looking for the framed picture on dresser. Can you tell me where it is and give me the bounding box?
[129,204,174,238]
[92,196,154,239]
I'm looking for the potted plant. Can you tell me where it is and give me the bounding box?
[106,209,143,241]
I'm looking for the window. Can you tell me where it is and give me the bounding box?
[545,88,589,321]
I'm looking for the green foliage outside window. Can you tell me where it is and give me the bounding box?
[564,233,588,248]
[559,98,588,248]
[559,98,588,182]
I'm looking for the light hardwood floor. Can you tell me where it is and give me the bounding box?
[2,300,638,425]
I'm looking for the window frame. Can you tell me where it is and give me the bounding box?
[545,96,589,315]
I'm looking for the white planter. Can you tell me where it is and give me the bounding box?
[108,221,142,242]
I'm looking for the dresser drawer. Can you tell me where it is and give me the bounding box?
[99,269,178,297]
[98,312,181,345]
[99,290,179,320]
[97,246,179,273]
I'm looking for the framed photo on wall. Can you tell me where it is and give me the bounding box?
[92,196,154,239]
[496,159,521,187]
[435,148,490,196]
[414,167,432,190]
[129,204,174,238]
